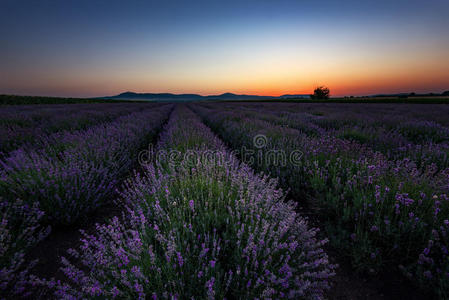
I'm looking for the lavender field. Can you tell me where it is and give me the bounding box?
[1,102,448,299]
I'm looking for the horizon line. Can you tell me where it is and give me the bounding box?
[3,88,449,100]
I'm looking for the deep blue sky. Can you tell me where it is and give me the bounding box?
[1,0,448,97]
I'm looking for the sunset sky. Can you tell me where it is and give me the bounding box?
[1,0,448,97]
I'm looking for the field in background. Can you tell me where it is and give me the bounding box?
[1,101,448,298]
[0,94,145,105]
[3,93,449,105]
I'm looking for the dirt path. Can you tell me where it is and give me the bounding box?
[28,208,120,289]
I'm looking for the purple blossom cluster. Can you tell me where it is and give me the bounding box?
[0,104,172,224]
[54,106,335,299]
[0,197,50,298]
[193,102,449,297]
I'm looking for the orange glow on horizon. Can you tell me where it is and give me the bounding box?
[3,43,448,98]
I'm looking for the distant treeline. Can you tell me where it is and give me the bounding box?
[0,95,143,105]
[220,96,449,104]
[369,91,449,98]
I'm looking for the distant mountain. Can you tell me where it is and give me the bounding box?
[205,93,273,100]
[103,91,311,102]
[107,92,204,101]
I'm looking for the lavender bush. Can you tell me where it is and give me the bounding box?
[54,106,335,299]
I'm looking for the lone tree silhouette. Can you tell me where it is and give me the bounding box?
[311,86,330,99]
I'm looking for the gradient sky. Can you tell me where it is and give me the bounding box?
[1,0,448,97]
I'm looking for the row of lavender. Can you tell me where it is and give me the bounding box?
[51,106,335,299]
[0,103,150,155]
[203,102,449,170]
[194,103,449,297]
[1,104,172,225]
[279,105,448,169]
[1,104,172,298]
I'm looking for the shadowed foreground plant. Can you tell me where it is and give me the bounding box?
[0,197,50,298]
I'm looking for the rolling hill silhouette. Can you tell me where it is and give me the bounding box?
[104,91,311,101]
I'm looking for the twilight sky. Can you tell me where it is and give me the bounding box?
[1,0,448,97]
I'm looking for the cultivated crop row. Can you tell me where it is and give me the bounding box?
[49,106,335,299]
[0,103,154,154]
[201,103,449,170]
[0,104,172,225]
[194,103,449,297]
[252,105,449,170]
